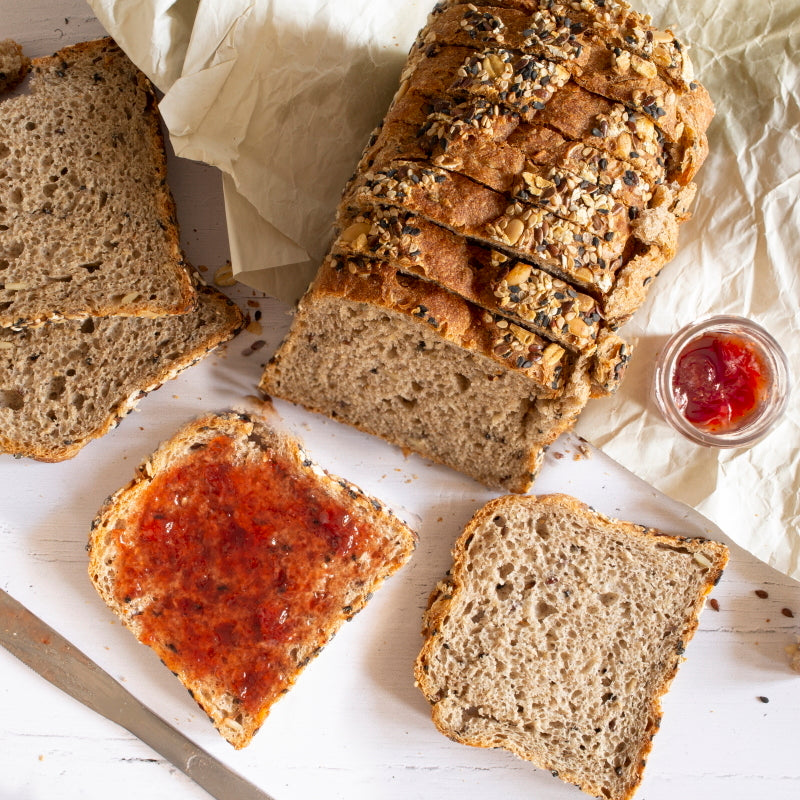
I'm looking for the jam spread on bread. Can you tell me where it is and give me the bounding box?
[112,434,381,714]
[671,332,769,433]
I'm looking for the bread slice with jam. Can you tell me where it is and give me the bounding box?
[88,411,417,748]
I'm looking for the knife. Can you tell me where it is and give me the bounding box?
[0,587,277,800]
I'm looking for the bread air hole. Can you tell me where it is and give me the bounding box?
[535,600,557,620]
[48,376,66,400]
[0,388,24,411]
[600,592,619,606]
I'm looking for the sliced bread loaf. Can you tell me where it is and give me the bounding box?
[88,411,417,747]
[0,283,244,461]
[0,38,194,327]
[415,493,728,800]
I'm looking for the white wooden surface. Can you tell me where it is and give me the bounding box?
[1,3,799,800]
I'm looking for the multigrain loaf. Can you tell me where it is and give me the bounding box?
[260,258,600,492]
[0,283,244,461]
[359,92,658,207]
[415,493,729,800]
[337,1,712,325]
[264,0,711,490]
[0,38,194,327]
[88,411,417,748]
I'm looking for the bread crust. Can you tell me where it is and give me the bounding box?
[415,493,728,800]
[88,411,417,747]
[0,39,30,92]
[333,208,603,353]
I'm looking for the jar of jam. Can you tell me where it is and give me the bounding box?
[653,316,790,447]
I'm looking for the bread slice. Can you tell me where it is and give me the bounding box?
[260,257,599,492]
[331,211,635,394]
[0,38,194,327]
[415,493,728,800]
[88,411,417,748]
[362,91,657,208]
[0,283,244,461]
[343,161,632,296]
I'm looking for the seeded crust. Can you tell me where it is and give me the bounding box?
[0,38,194,327]
[343,159,691,325]
[419,4,713,186]
[435,1,699,92]
[333,208,604,353]
[345,162,628,292]
[88,411,417,748]
[364,92,657,206]
[0,283,244,461]
[261,260,602,492]
[533,81,705,189]
[405,11,712,148]
[414,493,728,800]
[0,40,30,93]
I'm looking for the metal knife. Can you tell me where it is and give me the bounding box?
[0,587,277,800]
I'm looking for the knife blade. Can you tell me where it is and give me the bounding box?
[0,587,277,800]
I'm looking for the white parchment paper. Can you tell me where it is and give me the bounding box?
[86,0,800,580]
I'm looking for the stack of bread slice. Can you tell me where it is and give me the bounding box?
[0,39,244,461]
[261,0,714,492]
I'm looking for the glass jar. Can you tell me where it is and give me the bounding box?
[652,315,790,447]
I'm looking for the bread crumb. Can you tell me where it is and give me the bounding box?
[788,643,800,674]
[213,262,237,287]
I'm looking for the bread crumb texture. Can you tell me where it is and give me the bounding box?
[0,285,244,461]
[415,493,728,800]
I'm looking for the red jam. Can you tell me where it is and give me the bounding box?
[671,332,770,433]
[112,435,383,715]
